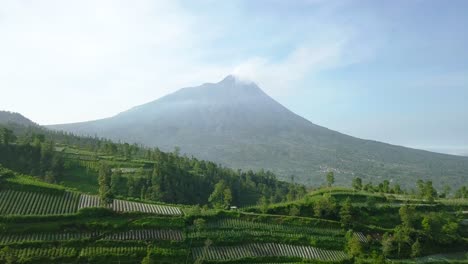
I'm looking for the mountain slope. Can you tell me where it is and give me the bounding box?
[0,111,38,127]
[48,75,468,189]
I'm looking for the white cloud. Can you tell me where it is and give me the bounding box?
[232,40,349,96]
[0,0,365,124]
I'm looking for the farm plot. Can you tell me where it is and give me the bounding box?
[192,243,348,262]
[7,247,77,259]
[0,229,183,244]
[104,229,184,241]
[188,229,344,244]
[78,194,183,216]
[0,232,100,244]
[78,194,101,209]
[111,199,183,215]
[79,246,147,257]
[0,189,80,215]
[206,218,343,236]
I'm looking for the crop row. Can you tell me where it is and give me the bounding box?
[192,243,348,262]
[206,218,343,236]
[0,229,183,244]
[79,246,147,257]
[78,194,101,209]
[0,190,79,215]
[0,232,97,244]
[78,194,183,215]
[111,199,183,215]
[6,247,77,258]
[188,229,343,244]
[2,246,146,259]
[105,229,183,241]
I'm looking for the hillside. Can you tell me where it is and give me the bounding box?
[0,166,467,263]
[48,75,468,190]
[0,111,37,127]
[0,128,467,263]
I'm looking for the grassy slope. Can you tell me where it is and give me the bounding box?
[0,141,467,263]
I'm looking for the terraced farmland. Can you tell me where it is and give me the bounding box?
[79,246,147,257]
[206,218,343,236]
[7,247,77,259]
[105,229,184,241]
[188,229,345,246]
[78,194,101,209]
[0,189,80,215]
[0,229,183,244]
[192,243,349,261]
[78,194,183,215]
[111,199,183,215]
[0,232,97,244]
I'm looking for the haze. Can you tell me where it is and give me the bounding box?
[0,0,467,155]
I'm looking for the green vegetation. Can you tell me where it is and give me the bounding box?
[0,123,467,263]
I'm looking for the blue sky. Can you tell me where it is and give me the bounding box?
[0,0,467,154]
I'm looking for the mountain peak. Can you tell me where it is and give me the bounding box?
[219,74,254,85]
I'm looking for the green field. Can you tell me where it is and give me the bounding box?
[0,126,467,263]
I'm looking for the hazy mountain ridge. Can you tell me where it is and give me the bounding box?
[45,76,468,189]
[0,110,38,127]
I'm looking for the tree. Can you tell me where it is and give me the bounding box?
[346,232,363,257]
[423,181,437,202]
[382,180,390,193]
[98,162,113,205]
[340,197,353,228]
[352,177,362,191]
[416,179,425,198]
[326,171,335,188]
[393,225,411,257]
[193,218,206,233]
[421,215,434,235]
[0,128,16,145]
[371,250,387,264]
[141,249,156,264]
[365,196,377,209]
[455,186,468,198]
[393,184,402,194]
[208,180,232,209]
[258,196,270,214]
[289,205,300,216]
[0,246,16,264]
[441,185,451,198]
[110,170,124,196]
[381,233,394,257]
[411,239,422,258]
[223,188,233,208]
[399,205,416,229]
[313,194,337,218]
[44,171,56,183]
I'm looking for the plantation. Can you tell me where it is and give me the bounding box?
[110,199,183,215]
[206,218,343,236]
[191,243,349,262]
[0,190,80,215]
[0,229,183,244]
[0,127,467,263]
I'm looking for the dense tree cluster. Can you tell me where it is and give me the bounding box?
[0,128,64,183]
[107,151,292,206]
[351,177,404,194]
[380,204,463,258]
[0,126,294,206]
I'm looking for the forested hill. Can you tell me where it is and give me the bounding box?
[0,110,37,127]
[48,75,468,190]
[0,121,302,206]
